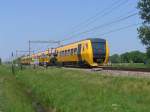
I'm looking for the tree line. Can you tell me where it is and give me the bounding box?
[110,51,149,64]
[137,0,150,61]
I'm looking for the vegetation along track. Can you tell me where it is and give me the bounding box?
[2,65,150,112]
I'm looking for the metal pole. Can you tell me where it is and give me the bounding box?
[11,52,15,74]
[29,40,31,56]
[16,50,18,59]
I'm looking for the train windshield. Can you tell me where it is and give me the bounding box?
[92,42,106,63]
[92,42,105,54]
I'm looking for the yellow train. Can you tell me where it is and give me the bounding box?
[21,56,31,65]
[38,50,51,66]
[56,38,109,67]
[21,38,109,67]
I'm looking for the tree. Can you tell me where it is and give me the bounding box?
[120,51,146,63]
[120,52,131,63]
[13,57,21,64]
[137,0,150,59]
[138,0,150,24]
[129,51,146,63]
[110,54,121,63]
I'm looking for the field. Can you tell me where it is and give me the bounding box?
[0,65,35,112]
[1,65,150,112]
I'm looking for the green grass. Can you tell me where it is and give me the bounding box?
[0,65,35,112]
[14,66,150,112]
[1,65,150,112]
[111,63,150,68]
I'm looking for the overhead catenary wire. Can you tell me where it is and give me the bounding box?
[64,0,129,37]
[28,40,61,55]
[61,12,138,42]
[93,23,141,37]
[72,0,130,32]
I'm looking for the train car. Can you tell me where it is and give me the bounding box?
[31,54,39,65]
[37,49,51,66]
[55,38,109,67]
[20,55,31,65]
[38,52,44,66]
[44,49,51,65]
[20,49,51,66]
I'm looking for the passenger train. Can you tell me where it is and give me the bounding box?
[21,38,109,67]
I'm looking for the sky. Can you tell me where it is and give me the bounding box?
[0,0,145,61]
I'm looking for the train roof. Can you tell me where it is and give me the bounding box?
[88,38,106,42]
[57,38,106,48]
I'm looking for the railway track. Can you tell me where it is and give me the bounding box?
[63,65,150,73]
[63,66,150,78]
[94,66,150,72]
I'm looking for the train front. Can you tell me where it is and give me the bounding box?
[91,38,109,65]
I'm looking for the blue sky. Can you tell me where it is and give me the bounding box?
[0,0,145,61]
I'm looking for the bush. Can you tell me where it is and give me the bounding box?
[110,54,121,63]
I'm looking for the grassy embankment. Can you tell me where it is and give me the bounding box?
[1,65,150,112]
[0,65,35,112]
[16,66,150,112]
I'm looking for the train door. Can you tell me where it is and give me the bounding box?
[77,44,82,61]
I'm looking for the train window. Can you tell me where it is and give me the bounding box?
[61,51,62,55]
[74,48,75,54]
[65,50,67,56]
[68,49,70,56]
[62,51,64,56]
[74,48,77,55]
[71,49,73,55]
[66,50,68,56]
[75,48,77,54]
[60,51,61,56]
